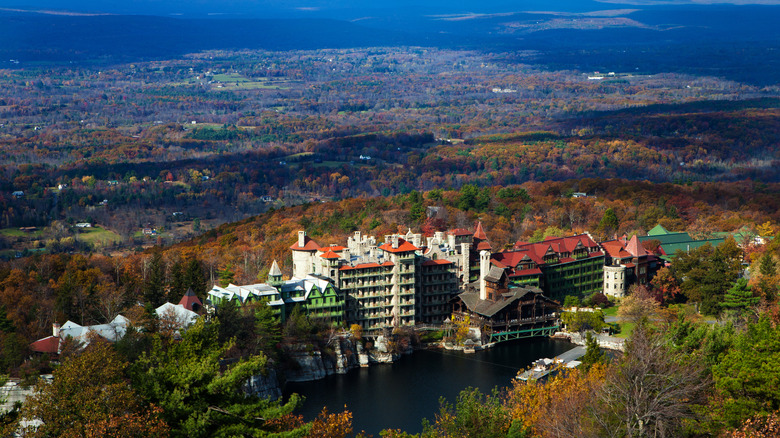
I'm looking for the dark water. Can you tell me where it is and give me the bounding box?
[284,338,574,435]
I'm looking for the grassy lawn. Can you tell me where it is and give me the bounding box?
[614,322,636,339]
[211,73,251,83]
[285,152,314,160]
[1,228,42,238]
[602,306,618,317]
[75,227,121,246]
[311,161,347,168]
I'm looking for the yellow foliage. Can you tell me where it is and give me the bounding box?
[506,363,607,437]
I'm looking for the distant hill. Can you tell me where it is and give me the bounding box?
[1,4,779,84]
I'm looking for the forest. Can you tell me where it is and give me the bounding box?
[0,17,779,435]
[0,48,778,257]
[1,184,780,436]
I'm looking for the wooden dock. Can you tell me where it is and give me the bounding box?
[516,346,586,381]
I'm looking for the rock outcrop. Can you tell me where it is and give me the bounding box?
[284,336,360,382]
[244,368,283,400]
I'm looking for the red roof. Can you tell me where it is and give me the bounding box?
[491,259,509,269]
[449,228,473,236]
[422,259,453,266]
[601,240,632,259]
[493,234,602,276]
[475,241,491,251]
[625,235,649,258]
[625,263,636,268]
[339,261,394,271]
[514,234,599,254]
[290,235,321,251]
[379,238,420,253]
[320,245,346,252]
[473,222,488,241]
[178,289,203,312]
[509,267,543,277]
[319,250,341,259]
[30,336,60,354]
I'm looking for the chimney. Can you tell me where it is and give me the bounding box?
[461,242,470,281]
[479,250,490,301]
[53,322,61,337]
[392,235,399,249]
[342,248,351,261]
[298,230,306,248]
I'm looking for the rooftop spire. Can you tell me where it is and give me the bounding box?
[269,260,282,277]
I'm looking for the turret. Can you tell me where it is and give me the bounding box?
[268,260,283,286]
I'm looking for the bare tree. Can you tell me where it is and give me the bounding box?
[594,323,709,438]
[618,284,660,324]
[95,283,128,323]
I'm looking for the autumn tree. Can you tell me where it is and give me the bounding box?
[649,267,681,304]
[422,387,528,438]
[618,285,660,324]
[754,252,778,302]
[730,411,780,438]
[15,341,168,438]
[506,364,607,438]
[307,406,354,438]
[129,318,307,438]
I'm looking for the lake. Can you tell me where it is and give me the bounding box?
[284,337,574,435]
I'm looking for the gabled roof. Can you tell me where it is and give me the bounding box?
[319,245,346,252]
[600,240,633,259]
[379,237,420,253]
[290,235,321,251]
[457,286,552,318]
[638,232,693,245]
[280,275,335,302]
[208,283,282,305]
[156,302,199,327]
[647,224,671,236]
[484,266,506,283]
[178,288,203,311]
[59,315,131,345]
[319,250,341,259]
[30,336,60,354]
[449,228,473,236]
[494,234,602,275]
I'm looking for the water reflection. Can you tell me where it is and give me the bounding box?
[284,338,574,435]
